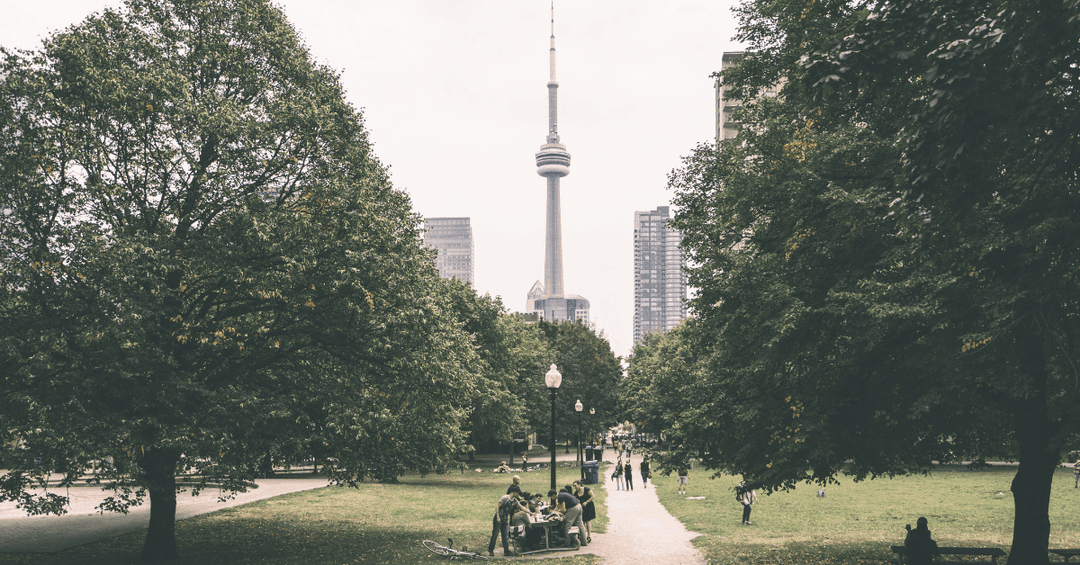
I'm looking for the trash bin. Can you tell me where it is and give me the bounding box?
[584,446,594,461]
[592,447,603,461]
[583,461,600,484]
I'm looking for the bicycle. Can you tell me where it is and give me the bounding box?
[421,538,490,560]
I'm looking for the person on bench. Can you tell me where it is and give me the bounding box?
[904,517,939,565]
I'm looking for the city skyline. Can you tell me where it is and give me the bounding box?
[2,1,744,360]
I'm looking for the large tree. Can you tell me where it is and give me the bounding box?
[658,0,1080,562]
[536,321,623,447]
[0,0,479,560]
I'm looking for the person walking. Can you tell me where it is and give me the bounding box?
[640,459,651,488]
[677,464,689,495]
[738,483,757,525]
[904,517,939,565]
[613,459,624,490]
[623,457,634,490]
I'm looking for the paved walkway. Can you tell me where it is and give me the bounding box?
[0,477,328,553]
[569,452,707,565]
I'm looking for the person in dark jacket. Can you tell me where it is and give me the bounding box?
[904,517,939,565]
[640,459,651,488]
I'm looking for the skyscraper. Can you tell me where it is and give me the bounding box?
[715,51,784,143]
[530,4,589,323]
[633,206,686,343]
[423,217,474,285]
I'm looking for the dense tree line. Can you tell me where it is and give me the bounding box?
[626,0,1080,563]
[0,0,622,560]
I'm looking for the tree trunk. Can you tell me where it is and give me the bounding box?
[1005,327,1061,565]
[141,447,180,562]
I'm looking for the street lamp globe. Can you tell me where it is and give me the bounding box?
[545,364,562,389]
[575,400,583,413]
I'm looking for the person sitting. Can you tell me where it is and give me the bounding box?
[904,517,939,565]
[495,461,511,473]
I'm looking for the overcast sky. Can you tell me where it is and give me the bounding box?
[2,0,744,360]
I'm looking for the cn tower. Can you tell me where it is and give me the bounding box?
[528,3,589,323]
[535,2,570,299]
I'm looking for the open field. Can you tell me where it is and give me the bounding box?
[0,463,601,565]
[6,458,1080,564]
[652,463,1080,564]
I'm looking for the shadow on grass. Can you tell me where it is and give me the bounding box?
[693,537,894,565]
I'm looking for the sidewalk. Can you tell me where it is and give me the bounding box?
[515,450,707,564]
[0,477,328,553]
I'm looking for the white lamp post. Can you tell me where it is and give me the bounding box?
[575,399,583,479]
[545,364,562,491]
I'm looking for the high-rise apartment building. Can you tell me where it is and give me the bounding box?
[715,51,783,143]
[423,217,474,285]
[634,206,686,343]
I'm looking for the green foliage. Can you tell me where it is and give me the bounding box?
[645,0,1080,562]
[536,321,623,444]
[0,0,482,559]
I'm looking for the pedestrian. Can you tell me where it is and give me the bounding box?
[522,453,528,468]
[573,480,595,543]
[1073,460,1079,488]
[613,459,624,490]
[677,464,689,495]
[624,457,634,490]
[904,517,939,565]
[640,458,651,488]
[738,482,757,525]
[489,485,525,556]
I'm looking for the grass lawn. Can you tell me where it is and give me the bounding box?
[652,463,1080,564]
[0,462,601,565]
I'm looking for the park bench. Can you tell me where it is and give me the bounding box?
[891,545,1006,564]
[1050,548,1080,563]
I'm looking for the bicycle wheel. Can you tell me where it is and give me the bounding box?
[422,540,451,556]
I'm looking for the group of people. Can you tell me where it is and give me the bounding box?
[488,475,593,557]
[611,458,653,490]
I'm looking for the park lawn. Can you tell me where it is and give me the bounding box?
[0,464,601,565]
[653,463,1080,564]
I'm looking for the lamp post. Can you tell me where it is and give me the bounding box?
[589,407,596,459]
[575,399,583,480]
[545,364,562,492]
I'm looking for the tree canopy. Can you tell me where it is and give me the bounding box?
[0,0,483,559]
[643,0,1080,562]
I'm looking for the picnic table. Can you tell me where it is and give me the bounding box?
[509,517,581,556]
[891,545,1006,564]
